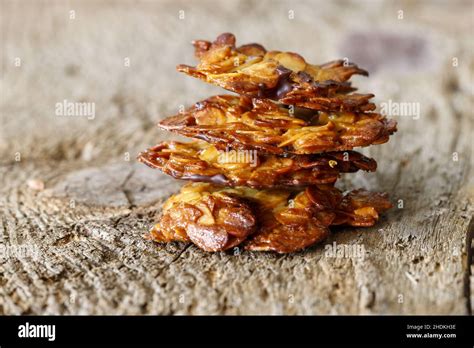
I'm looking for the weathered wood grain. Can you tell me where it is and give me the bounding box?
[0,0,472,315]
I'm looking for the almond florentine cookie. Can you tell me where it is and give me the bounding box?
[149,183,392,253]
[159,95,396,155]
[177,33,375,112]
[138,140,376,188]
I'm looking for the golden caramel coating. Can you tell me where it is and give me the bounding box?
[150,183,392,253]
[331,189,393,227]
[177,33,375,112]
[159,95,397,155]
[138,141,377,188]
[150,185,256,252]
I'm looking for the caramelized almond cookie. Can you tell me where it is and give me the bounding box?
[243,185,392,252]
[177,33,374,112]
[138,140,377,188]
[331,189,393,227]
[151,183,256,252]
[159,95,397,155]
[149,183,392,253]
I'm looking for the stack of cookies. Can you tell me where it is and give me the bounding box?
[138,33,397,253]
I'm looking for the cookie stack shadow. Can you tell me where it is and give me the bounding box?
[138,33,397,253]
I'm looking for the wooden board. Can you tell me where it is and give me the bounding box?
[1,0,473,315]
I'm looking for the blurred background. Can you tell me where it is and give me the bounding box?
[1,0,472,165]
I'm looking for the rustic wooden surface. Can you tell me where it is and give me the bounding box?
[0,0,473,315]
